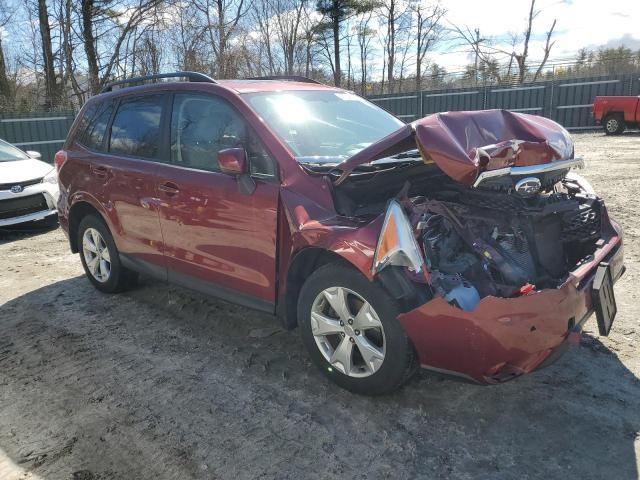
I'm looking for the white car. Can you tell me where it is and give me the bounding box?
[0,139,59,227]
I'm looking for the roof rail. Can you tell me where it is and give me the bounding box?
[101,71,216,93]
[244,75,322,84]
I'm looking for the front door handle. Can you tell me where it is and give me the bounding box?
[158,181,179,196]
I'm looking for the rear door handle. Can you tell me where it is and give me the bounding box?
[91,165,108,178]
[158,181,179,196]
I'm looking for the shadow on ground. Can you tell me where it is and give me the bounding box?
[0,276,638,479]
[0,221,59,246]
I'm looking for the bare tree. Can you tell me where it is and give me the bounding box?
[298,6,319,78]
[0,0,13,106]
[252,0,278,75]
[413,1,445,92]
[513,0,535,84]
[80,0,166,94]
[450,24,490,85]
[193,0,248,78]
[316,0,376,86]
[356,11,374,95]
[453,0,557,85]
[37,0,60,107]
[378,0,405,93]
[274,0,306,75]
[532,18,556,81]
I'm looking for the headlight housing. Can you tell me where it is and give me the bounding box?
[565,171,595,195]
[372,199,425,275]
[42,167,58,184]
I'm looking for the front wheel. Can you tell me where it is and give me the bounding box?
[297,263,416,395]
[77,215,138,293]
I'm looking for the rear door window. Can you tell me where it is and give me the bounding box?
[108,95,164,159]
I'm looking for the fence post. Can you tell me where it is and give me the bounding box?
[549,65,555,121]
[482,78,487,109]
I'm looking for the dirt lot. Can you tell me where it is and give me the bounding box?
[1,132,639,480]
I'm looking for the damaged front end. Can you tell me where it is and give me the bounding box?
[333,109,625,384]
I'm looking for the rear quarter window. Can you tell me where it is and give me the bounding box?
[77,100,115,151]
[108,95,164,159]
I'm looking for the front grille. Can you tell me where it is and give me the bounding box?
[0,177,43,191]
[0,194,49,219]
[561,203,602,242]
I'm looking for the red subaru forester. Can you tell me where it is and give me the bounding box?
[57,72,624,395]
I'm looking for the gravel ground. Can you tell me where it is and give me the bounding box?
[1,132,639,480]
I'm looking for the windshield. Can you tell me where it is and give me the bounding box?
[0,140,29,162]
[243,90,404,164]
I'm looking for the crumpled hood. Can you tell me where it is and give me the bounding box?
[336,109,574,186]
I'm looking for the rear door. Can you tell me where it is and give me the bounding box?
[155,92,280,310]
[100,93,169,277]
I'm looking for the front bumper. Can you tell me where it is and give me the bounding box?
[0,182,59,227]
[398,224,624,384]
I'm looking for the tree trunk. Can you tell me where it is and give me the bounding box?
[38,0,58,108]
[81,0,100,95]
[217,0,226,77]
[332,0,341,86]
[62,0,83,106]
[386,0,395,94]
[0,38,11,106]
[415,56,421,94]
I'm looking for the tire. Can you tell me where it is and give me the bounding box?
[77,214,138,293]
[297,263,416,395]
[604,114,625,135]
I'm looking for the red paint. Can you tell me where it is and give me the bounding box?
[593,96,640,125]
[218,148,247,174]
[57,78,625,385]
[153,161,279,302]
[337,109,574,186]
[399,227,623,384]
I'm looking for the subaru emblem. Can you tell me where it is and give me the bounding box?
[514,177,541,196]
[10,185,23,194]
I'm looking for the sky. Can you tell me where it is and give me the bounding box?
[1,0,639,74]
[435,0,640,72]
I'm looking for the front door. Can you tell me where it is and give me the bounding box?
[156,93,279,310]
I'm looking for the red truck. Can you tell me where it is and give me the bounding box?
[593,95,640,135]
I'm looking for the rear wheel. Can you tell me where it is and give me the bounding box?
[604,114,625,135]
[298,263,416,395]
[77,215,137,293]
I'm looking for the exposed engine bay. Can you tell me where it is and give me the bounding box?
[333,162,605,312]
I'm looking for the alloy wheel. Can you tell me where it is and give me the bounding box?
[310,286,386,378]
[82,227,111,283]
[606,118,619,133]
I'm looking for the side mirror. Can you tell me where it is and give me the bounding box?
[218,147,247,175]
[26,150,42,160]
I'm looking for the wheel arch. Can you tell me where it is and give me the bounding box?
[279,247,352,330]
[68,200,109,253]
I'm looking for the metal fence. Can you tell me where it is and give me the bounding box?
[369,73,640,130]
[0,111,75,163]
[0,73,638,164]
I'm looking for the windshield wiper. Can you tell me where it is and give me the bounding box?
[388,149,421,160]
[299,149,424,174]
